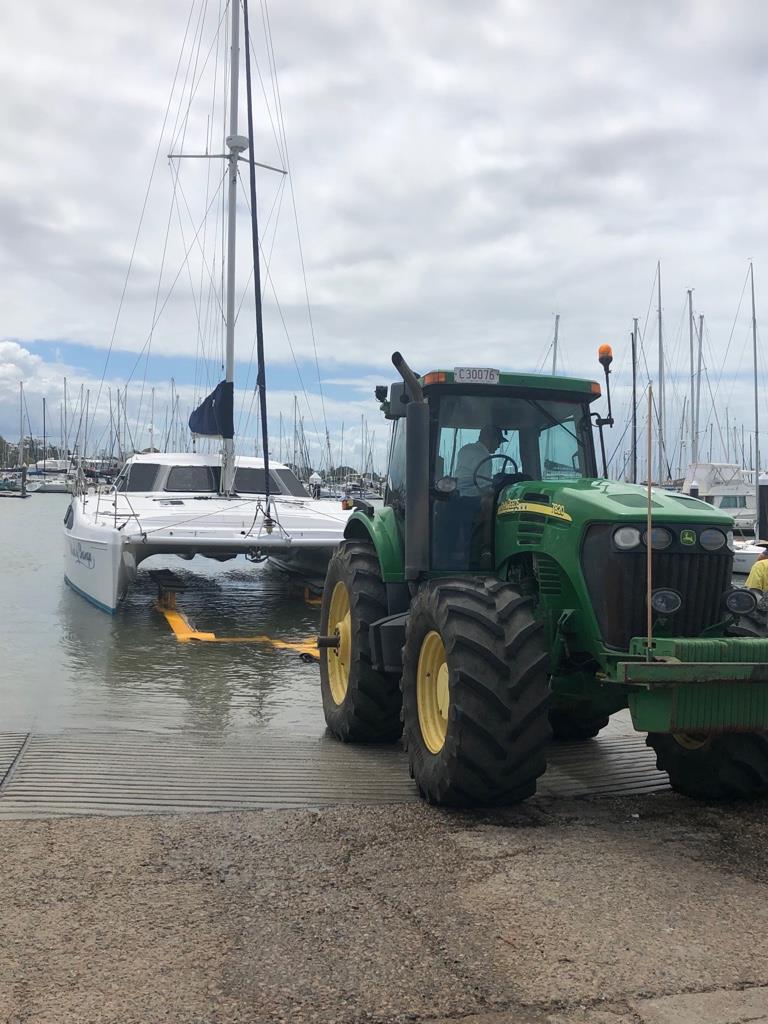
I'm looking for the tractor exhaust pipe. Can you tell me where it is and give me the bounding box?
[392,352,429,581]
[392,351,423,403]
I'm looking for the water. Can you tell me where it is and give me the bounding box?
[0,494,326,738]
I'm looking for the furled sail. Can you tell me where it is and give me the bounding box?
[188,380,234,438]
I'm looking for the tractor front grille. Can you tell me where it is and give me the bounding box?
[581,522,733,650]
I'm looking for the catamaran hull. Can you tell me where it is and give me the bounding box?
[63,488,350,612]
[269,546,336,587]
[64,532,132,614]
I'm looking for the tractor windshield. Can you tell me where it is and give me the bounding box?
[434,392,595,492]
[430,390,595,571]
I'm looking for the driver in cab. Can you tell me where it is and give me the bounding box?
[455,424,506,496]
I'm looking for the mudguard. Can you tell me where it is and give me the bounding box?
[343,507,405,583]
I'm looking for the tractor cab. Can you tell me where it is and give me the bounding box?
[380,362,601,575]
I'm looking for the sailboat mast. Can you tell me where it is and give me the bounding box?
[63,377,69,467]
[751,261,760,538]
[43,396,46,473]
[631,317,638,484]
[84,390,90,463]
[19,381,24,467]
[242,0,271,505]
[695,314,703,466]
[688,289,695,466]
[221,0,246,494]
[657,261,665,484]
[551,313,560,375]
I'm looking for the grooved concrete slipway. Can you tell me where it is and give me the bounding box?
[0,713,662,818]
[2,757,768,1021]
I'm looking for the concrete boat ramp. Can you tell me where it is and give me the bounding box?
[0,712,667,818]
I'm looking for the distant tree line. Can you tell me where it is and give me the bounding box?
[0,435,64,468]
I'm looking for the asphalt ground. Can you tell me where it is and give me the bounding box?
[2,792,768,1023]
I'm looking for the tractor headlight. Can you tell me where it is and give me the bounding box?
[650,589,682,615]
[727,530,735,551]
[642,527,673,550]
[724,588,758,615]
[614,526,642,550]
[700,528,727,551]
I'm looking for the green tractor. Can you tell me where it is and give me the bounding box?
[318,351,768,805]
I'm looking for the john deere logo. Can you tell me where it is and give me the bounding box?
[680,529,696,546]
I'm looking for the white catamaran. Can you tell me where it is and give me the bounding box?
[64,0,350,612]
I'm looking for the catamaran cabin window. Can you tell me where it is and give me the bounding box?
[273,469,308,496]
[719,495,748,509]
[234,467,308,496]
[117,463,160,492]
[165,466,217,492]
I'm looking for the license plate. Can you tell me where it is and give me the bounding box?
[454,366,500,384]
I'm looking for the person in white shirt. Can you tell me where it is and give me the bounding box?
[455,425,505,496]
[308,471,322,499]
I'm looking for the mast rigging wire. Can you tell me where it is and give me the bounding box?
[88,0,200,443]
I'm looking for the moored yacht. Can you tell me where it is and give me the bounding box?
[63,0,354,613]
[64,453,351,613]
[683,463,756,534]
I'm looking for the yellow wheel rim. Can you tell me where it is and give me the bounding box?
[417,630,450,754]
[327,581,352,705]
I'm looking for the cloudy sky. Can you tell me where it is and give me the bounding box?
[2,0,768,475]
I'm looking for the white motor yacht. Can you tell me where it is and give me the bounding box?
[733,538,763,575]
[64,453,351,613]
[683,463,756,534]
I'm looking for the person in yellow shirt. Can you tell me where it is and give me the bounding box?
[745,543,768,591]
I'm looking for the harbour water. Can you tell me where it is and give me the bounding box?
[0,494,325,738]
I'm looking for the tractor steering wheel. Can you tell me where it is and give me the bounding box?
[472,453,519,491]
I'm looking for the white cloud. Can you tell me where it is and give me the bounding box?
[2,0,768,473]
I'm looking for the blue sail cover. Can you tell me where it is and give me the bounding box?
[188,380,234,439]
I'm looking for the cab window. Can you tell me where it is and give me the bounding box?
[385,420,406,507]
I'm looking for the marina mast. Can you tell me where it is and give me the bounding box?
[221,0,245,494]
[551,314,560,375]
[63,377,68,465]
[657,261,665,485]
[19,381,24,467]
[631,317,638,484]
[688,289,695,465]
[751,261,760,536]
[694,314,703,466]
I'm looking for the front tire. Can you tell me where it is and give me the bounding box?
[647,732,768,800]
[401,578,551,806]
[319,540,402,742]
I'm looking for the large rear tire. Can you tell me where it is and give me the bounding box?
[647,732,768,800]
[319,540,402,742]
[549,708,609,742]
[401,578,551,806]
